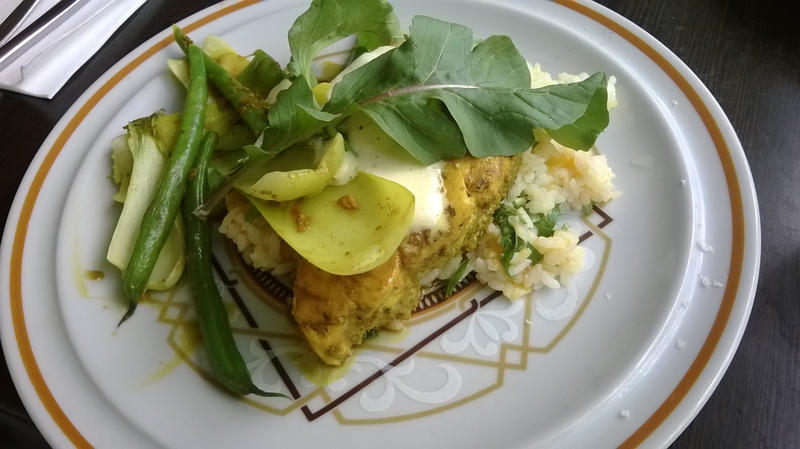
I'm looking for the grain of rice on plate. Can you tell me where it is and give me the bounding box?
[219,64,620,302]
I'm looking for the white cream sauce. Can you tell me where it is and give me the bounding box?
[357,149,446,233]
[329,45,448,234]
[336,114,448,234]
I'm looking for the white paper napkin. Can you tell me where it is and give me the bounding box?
[0,0,146,99]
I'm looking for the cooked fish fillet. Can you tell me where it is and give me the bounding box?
[292,252,419,365]
[292,155,521,365]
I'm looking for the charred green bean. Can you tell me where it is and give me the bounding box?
[120,44,208,324]
[173,25,268,135]
[183,131,288,398]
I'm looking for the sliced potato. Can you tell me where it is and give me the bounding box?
[202,35,239,60]
[234,133,344,201]
[217,53,250,78]
[150,102,250,153]
[249,172,414,275]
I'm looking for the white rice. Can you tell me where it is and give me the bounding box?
[221,65,620,304]
[470,66,620,300]
[218,193,295,275]
[419,255,467,287]
[508,136,621,214]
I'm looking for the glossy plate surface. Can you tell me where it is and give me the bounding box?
[0,1,759,448]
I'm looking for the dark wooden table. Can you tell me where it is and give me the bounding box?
[0,1,797,448]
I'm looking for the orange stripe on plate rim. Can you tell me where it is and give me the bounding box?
[8,1,259,447]
[8,0,747,448]
[551,1,746,448]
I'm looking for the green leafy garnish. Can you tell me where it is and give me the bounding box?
[260,79,339,158]
[324,15,609,163]
[197,0,612,215]
[445,259,470,297]
[493,202,561,275]
[528,246,543,265]
[286,0,403,81]
[533,204,560,238]
[210,150,249,177]
[363,329,379,340]
[235,133,345,201]
[257,12,609,165]
[237,50,284,97]
[493,203,522,275]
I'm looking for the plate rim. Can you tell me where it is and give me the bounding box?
[0,0,760,448]
[552,1,759,447]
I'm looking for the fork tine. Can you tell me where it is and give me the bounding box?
[0,0,86,73]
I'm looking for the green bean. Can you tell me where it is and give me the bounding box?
[183,131,288,398]
[120,44,208,325]
[172,25,269,135]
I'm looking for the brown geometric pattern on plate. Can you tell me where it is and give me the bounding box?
[232,204,614,315]
[207,206,614,421]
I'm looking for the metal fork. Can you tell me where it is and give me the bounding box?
[0,0,40,46]
[0,0,88,73]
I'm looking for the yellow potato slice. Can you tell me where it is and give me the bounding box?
[235,133,344,201]
[249,172,414,275]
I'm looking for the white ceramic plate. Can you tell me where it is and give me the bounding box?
[0,1,760,448]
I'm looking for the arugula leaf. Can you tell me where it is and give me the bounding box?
[252,13,609,170]
[224,80,339,206]
[358,99,465,165]
[286,0,403,81]
[345,45,370,67]
[533,204,560,238]
[210,150,249,176]
[326,15,609,163]
[237,50,284,97]
[541,81,609,151]
[443,73,608,156]
[260,78,339,157]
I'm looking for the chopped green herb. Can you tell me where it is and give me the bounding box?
[363,328,379,340]
[527,245,543,265]
[493,203,519,276]
[493,201,560,275]
[533,204,560,238]
[445,259,470,297]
